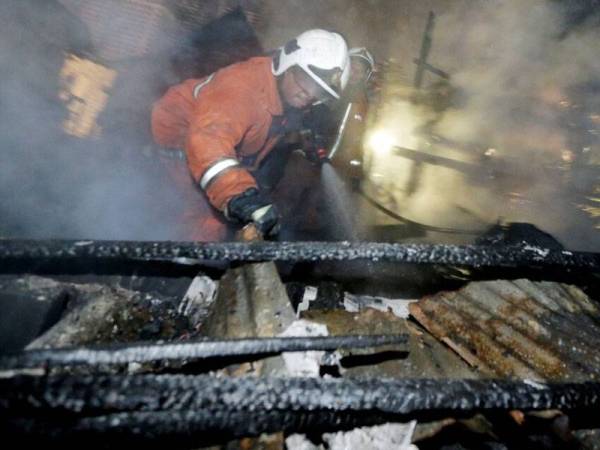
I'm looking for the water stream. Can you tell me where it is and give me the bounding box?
[320,163,358,241]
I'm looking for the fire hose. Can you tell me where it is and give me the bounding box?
[358,186,487,235]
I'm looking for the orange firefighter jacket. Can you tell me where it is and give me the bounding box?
[151,56,284,211]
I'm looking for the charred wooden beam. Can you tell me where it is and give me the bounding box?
[413,11,435,89]
[393,146,482,177]
[0,335,408,371]
[0,239,598,270]
[2,375,599,446]
[412,58,450,80]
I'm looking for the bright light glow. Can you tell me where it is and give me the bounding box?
[366,130,395,154]
[349,159,361,166]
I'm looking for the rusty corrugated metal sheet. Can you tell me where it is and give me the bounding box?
[302,308,479,380]
[409,279,600,381]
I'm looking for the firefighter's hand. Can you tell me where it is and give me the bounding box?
[227,188,281,237]
[250,204,280,237]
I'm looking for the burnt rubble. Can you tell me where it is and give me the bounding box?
[1,239,600,448]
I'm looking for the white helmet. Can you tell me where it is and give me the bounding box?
[272,29,350,100]
[349,47,375,81]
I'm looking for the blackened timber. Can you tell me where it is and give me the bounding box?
[2,375,600,428]
[0,335,408,371]
[412,58,450,80]
[0,239,598,270]
[414,11,435,89]
[393,146,482,177]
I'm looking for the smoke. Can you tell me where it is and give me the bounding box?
[256,0,599,249]
[433,0,598,142]
[428,0,600,250]
[257,0,406,59]
[361,0,599,250]
[0,0,186,240]
[1,0,597,248]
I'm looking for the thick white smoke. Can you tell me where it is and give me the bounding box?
[360,0,599,250]
[0,1,185,240]
[429,0,600,250]
[1,0,597,249]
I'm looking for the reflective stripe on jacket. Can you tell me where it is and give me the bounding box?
[151,57,283,211]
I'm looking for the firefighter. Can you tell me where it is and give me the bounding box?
[263,47,376,239]
[151,29,350,241]
[302,46,375,165]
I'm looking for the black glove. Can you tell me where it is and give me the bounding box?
[226,188,281,237]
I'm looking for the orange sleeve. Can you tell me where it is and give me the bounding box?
[185,78,260,211]
[151,82,196,149]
